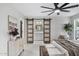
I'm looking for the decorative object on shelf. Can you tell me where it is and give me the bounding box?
[36,25,43,31]
[35,21,43,31]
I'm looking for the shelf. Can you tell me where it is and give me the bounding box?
[27,24,33,25]
[27,19,33,21]
[44,32,49,34]
[44,26,49,28]
[43,19,50,43]
[28,28,33,30]
[44,31,49,32]
[27,18,34,43]
[27,32,33,33]
[44,24,49,25]
[44,20,49,21]
[27,36,33,38]
[44,36,50,38]
[44,28,49,30]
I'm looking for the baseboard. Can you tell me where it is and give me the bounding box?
[0,53,7,56]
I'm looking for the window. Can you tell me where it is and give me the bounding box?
[74,19,79,40]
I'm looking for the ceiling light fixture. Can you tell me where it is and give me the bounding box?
[41,3,79,15]
[55,9,60,15]
[55,9,60,13]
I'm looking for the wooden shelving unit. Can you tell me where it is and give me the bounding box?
[43,19,51,43]
[27,18,34,43]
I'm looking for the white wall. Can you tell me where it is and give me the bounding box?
[0,4,24,55]
[51,16,70,40]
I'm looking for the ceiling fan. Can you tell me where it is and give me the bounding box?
[41,3,79,15]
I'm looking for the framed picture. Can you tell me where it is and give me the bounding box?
[36,25,43,31]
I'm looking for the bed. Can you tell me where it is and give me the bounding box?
[40,39,79,56]
[40,41,69,56]
[55,39,79,56]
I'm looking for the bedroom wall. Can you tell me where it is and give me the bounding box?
[0,4,24,55]
[51,16,70,41]
[25,16,70,42]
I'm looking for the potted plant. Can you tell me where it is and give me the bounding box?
[64,23,73,39]
[64,23,73,32]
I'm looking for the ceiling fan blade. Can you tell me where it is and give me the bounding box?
[48,11,54,15]
[54,3,59,8]
[41,10,52,13]
[60,9,70,12]
[60,3,69,8]
[62,4,79,9]
[41,6,53,9]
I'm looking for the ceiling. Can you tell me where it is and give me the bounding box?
[10,3,79,17]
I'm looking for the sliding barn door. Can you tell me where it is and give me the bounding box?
[27,18,34,43]
[43,19,51,43]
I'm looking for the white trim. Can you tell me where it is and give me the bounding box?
[74,20,75,40]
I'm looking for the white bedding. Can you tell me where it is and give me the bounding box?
[68,40,79,46]
[46,41,69,56]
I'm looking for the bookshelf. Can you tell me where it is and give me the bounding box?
[27,18,34,43]
[43,19,51,43]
